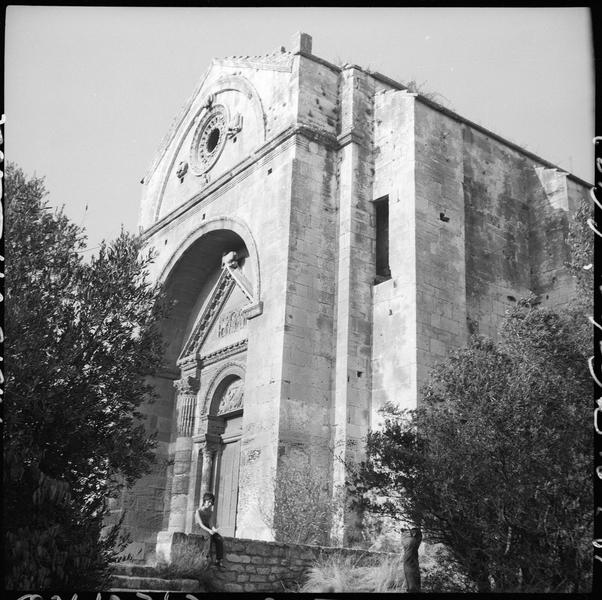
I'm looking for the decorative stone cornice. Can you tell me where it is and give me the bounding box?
[200,339,248,368]
[177,355,201,374]
[241,301,263,320]
[141,124,336,241]
[214,50,295,73]
[337,128,369,150]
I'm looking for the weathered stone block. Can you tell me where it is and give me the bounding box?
[243,582,260,592]
[256,566,273,575]
[225,552,250,563]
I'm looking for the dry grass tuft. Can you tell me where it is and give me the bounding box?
[301,552,405,593]
[154,543,210,580]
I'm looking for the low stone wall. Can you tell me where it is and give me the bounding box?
[166,532,396,593]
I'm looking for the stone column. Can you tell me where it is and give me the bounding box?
[199,432,221,499]
[167,375,199,532]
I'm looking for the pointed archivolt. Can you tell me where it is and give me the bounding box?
[177,251,262,367]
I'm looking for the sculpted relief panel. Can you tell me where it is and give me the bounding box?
[177,264,252,373]
[200,284,249,358]
[217,378,244,416]
[218,308,247,338]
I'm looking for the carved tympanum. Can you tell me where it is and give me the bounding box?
[217,379,244,416]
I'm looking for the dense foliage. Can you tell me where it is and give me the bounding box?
[353,301,591,592]
[4,164,166,589]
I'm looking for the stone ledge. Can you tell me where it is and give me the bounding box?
[109,575,202,592]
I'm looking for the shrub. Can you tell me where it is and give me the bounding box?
[421,547,478,593]
[352,301,591,592]
[261,456,336,546]
[4,163,166,589]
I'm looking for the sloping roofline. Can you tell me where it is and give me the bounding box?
[142,38,592,189]
[298,48,591,189]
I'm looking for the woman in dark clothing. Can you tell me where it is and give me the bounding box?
[195,492,225,568]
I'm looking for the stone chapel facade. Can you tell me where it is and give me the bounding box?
[113,33,589,561]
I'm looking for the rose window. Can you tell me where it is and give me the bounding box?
[189,105,228,175]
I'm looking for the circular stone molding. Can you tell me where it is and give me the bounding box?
[189,105,228,175]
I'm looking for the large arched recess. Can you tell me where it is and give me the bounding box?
[158,217,260,372]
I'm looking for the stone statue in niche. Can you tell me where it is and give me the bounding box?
[218,379,244,415]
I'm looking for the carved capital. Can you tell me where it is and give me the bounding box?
[174,376,199,395]
[199,433,221,457]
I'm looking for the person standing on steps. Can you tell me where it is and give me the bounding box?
[195,492,225,569]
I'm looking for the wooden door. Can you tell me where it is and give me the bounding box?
[215,415,242,537]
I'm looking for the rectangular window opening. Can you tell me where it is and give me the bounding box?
[374,195,391,282]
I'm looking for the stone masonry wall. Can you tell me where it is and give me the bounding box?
[371,89,419,423]
[414,101,468,391]
[169,532,395,593]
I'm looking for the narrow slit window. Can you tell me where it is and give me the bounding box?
[375,196,391,280]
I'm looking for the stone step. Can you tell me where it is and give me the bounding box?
[109,574,204,592]
[111,563,161,577]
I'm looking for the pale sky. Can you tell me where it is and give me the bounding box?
[5,6,594,250]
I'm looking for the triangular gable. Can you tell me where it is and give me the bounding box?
[144,51,292,185]
[177,269,235,365]
[200,284,249,359]
[177,269,251,366]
